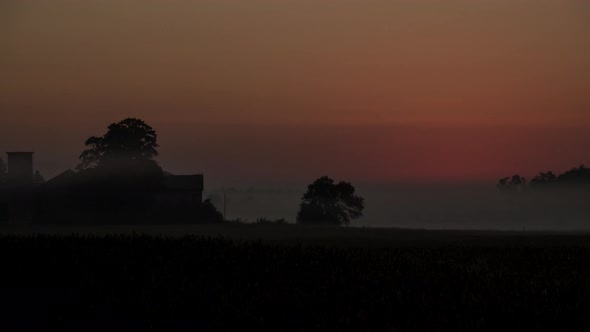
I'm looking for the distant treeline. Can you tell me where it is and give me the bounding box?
[498,165,590,192]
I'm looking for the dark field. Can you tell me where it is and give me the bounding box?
[1,225,590,331]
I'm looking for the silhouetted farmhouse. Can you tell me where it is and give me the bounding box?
[0,152,207,224]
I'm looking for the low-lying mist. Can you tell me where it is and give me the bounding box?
[206,184,590,231]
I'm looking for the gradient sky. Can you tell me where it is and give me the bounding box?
[2,0,590,185]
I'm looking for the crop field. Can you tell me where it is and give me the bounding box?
[0,225,589,330]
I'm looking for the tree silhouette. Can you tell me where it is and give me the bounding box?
[530,171,556,186]
[297,176,364,226]
[557,165,590,184]
[72,118,164,220]
[78,118,160,173]
[497,175,526,192]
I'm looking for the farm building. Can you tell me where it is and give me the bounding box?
[0,152,205,224]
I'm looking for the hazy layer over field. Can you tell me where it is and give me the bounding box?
[207,184,590,230]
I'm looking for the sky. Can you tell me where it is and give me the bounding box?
[2,0,590,186]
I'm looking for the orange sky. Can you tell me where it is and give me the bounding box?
[1,0,590,184]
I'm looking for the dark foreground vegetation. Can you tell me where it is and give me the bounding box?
[1,231,590,331]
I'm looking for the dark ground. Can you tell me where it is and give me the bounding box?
[0,224,589,331]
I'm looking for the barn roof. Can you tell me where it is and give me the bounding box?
[46,170,204,192]
[46,169,77,186]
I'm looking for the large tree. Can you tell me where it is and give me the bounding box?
[72,119,164,220]
[297,176,365,226]
[78,118,162,175]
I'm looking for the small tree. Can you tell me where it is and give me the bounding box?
[497,175,527,192]
[33,171,45,185]
[297,176,365,226]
